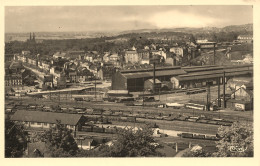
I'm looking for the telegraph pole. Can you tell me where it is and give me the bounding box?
[218,77,221,107]
[213,43,216,65]
[94,76,97,100]
[223,71,226,108]
[153,61,156,93]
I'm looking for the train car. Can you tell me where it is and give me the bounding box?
[181,133,193,138]
[187,118,197,122]
[185,88,206,95]
[103,110,113,116]
[116,97,135,103]
[185,103,206,111]
[127,116,136,123]
[205,135,219,140]
[207,120,219,125]
[82,126,93,132]
[122,111,132,117]
[114,111,123,116]
[92,126,105,133]
[104,128,116,134]
[193,134,206,139]
[165,103,185,109]
[93,109,104,115]
[197,119,209,124]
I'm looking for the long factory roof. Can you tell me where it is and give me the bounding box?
[122,69,187,79]
[118,64,253,80]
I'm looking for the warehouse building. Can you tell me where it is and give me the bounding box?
[112,66,186,91]
[11,110,86,136]
[112,64,253,92]
[171,64,253,89]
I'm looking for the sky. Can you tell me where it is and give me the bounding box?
[5,6,253,33]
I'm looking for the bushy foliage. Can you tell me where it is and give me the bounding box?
[213,122,253,157]
[40,120,79,157]
[77,125,162,157]
[5,120,28,157]
[183,149,211,157]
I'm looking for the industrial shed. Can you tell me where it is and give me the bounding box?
[11,110,86,136]
[112,64,253,92]
[112,66,187,92]
[171,65,253,89]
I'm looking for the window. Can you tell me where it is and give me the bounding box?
[31,122,35,125]
[43,123,47,126]
[37,122,41,125]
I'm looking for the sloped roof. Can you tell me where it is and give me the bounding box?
[146,79,161,84]
[122,69,186,79]
[11,110,84,126]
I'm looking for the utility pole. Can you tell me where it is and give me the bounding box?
[213,43,216,65]
[218,77,221,107]
[223,71,226,108]
[94,76,97,100]
[206,82,211,111]
[153,61,156,93]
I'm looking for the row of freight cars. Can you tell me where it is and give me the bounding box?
[85,110,233,127]
[177,132,220,141]
[81,126,118,134]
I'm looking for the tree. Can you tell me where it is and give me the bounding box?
[76,125,162,157]
[39,120,79,157]
[183,149,211,157]
[5,120,28,157]
[213,122,253,157]
[107,125,162,157]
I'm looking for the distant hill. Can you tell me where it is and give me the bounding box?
[119,24,253,35]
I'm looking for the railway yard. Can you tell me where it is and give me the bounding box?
[6,85,253,136]
[5,78,253,157]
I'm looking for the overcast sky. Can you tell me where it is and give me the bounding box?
[5,6,253,33]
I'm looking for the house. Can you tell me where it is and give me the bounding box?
[103,52,110,63]
[138,50,150,64]
[67,50,85,60]
[11,110,87,136]
[144,79,162,91]
[68,69,78,83]
[231,87,253,102]
[5,74,23,86]
[5,54,14,62]
[22,50,31,55]
[109,53,120,62]
[75,137,97,150]
[41,61,51,72]
[125,50,139,64]
[227,87,253,111]
[53,52,67,59]
[77,68,93,82]
[97,65,115,80]
[42,75,54,90]
[169,47,184,57]
[237,35,253,43]
[57,73,67,89]
[227,77,253,91]
[151,50,167,60]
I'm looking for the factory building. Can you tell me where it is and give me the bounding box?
[111,64,253,92]
[112,66,186,92]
